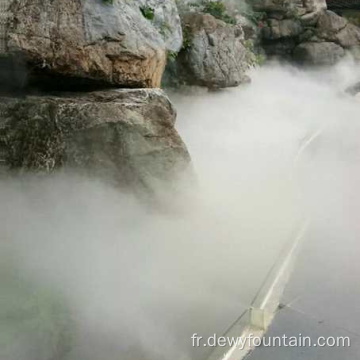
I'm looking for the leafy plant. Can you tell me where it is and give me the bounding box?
[239,9,266,25]
[159,22,172,38]
[254,53,266,66]
[102,0,114,5]
[181,24,193,51]
[201,0,236,25]
[140,6,155,21]
[167,51,178,63]
[243,39,266,67]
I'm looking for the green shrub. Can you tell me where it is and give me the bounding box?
[201,0,236,24]
[140,6,155,21]
[102,0,114,5]
[167,51,178,63]
[159,22,172,38]
[241,10,266,25]
[181,24,193,51]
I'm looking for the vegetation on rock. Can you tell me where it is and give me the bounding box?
[140,5,155,21]
[201,0,236,24]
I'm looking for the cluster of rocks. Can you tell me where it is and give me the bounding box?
[0,0,192,195]
[8,0,358,193]
[256,0,360,65]
[0,0,256,91]
[0,0,260,196]
[170,1,258,88]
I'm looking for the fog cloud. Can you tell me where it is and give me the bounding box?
[2,60,360,360]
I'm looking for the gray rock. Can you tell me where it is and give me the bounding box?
[262,19,303,40]
[300,11,321,26]
[252,0,325,18]
[252,0,293,13]
[316,10,360,48]
[177,13,251,88]
[138,0,183,52]
[257,1,360,64]
[316,10,348,41]
[303,0,327,13]
[0,89,191,194]
[334,23,360,48]
[5,0,173,88]
[235,14,257,41]
[293,41,345,65]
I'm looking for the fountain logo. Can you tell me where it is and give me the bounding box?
[191,333,351,350]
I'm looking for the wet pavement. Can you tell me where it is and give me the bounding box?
[247,223,360,359]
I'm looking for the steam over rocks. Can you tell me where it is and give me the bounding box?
[0,90,191,193]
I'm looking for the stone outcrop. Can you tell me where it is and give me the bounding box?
[176,12,251,88]
[0,89,191,193]
[316,10,360,48]
[293,41,345,64]
[253,0,326,17]
[256,0,360,65]
[2,0,182,89]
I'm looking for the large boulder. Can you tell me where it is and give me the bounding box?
[293,41,345,65]
[316,11,360,48]
[262,19,303,40]
[0,89,191,193]
[316,10,349,41]
[2,0,183,88]
[335,24,360,48]
[176,13,251,88]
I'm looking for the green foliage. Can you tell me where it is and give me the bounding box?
[240,9,266,25]
[254,53,266,66]
[181,24,193,51]
[243,39,254,52]
[159,22,172,38]
[140,6,155,21]
[201,0,236,24]
[167,51,178,63]
[102,0,114,5]
[243,39,266,67]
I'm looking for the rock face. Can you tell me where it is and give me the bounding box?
[176,13,251,88]
[293,41,345,65]
[0,89,191,193]
[253,0,326,16]
[3,0,183,88]
[316,10,360,48]
[138,0,183,53]
[257,0,360,65]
